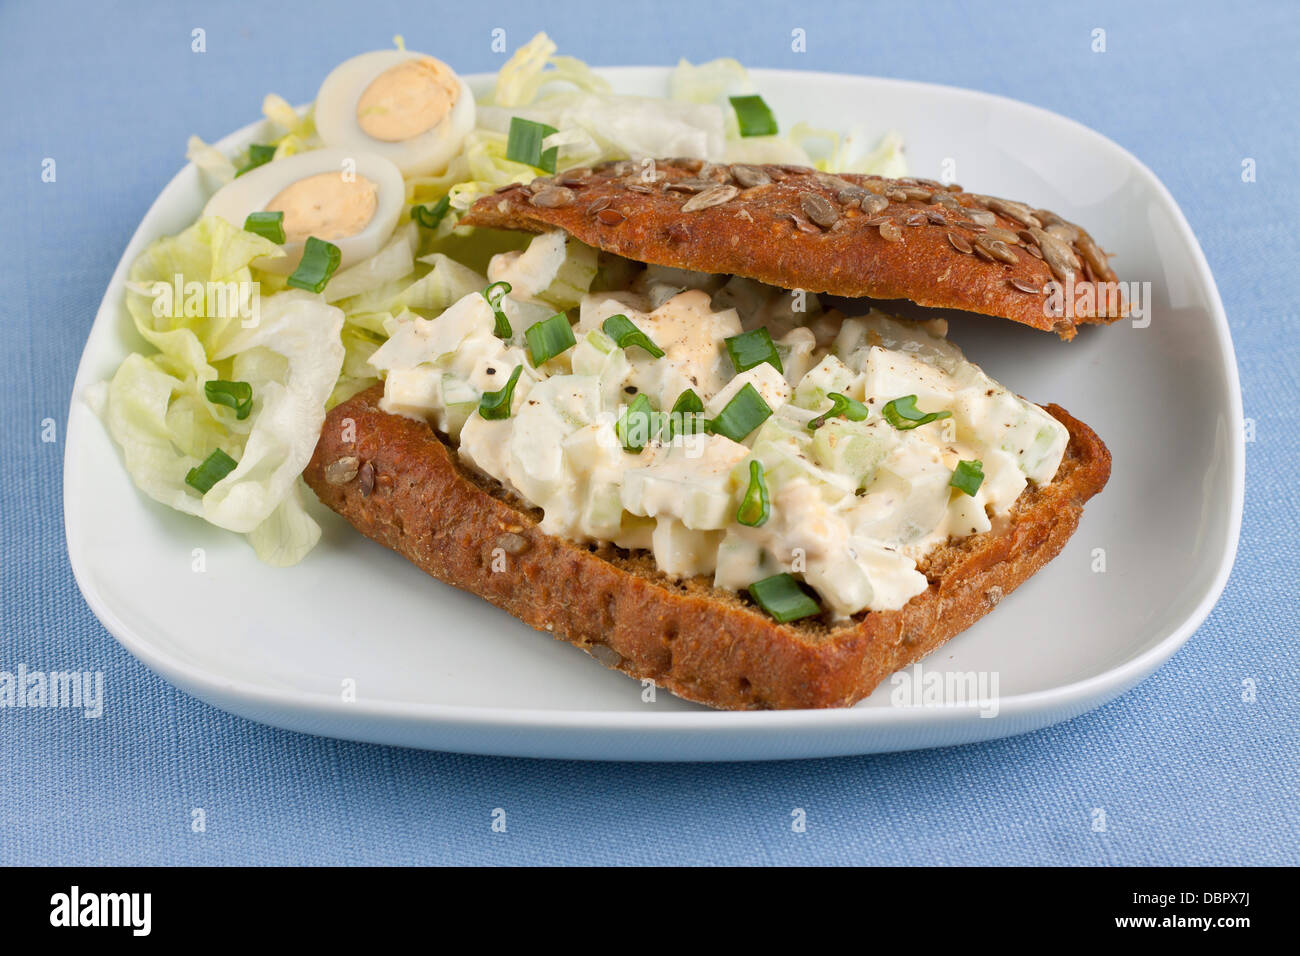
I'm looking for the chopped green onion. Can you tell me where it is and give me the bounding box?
[725,328,782,374]
[881,394,953,431]
[736,460,771,527]
[506,117,559,173]
[602,314,665,358]
[525,313,577,367]
[730,95,778,138]
[286,237,342,293]
[411,195,451,230]
[482,281,513,339]
[662,388,705,441]
[478,366,523,420]
[204,380,254,420]
[185,449,237,494]
[242,211,285,244]
[747,573,820,623]
[950,459,985,497]
[616,394,662,452]
[235,144,275,177]
[708,383,772,442]
[808,392,869,431]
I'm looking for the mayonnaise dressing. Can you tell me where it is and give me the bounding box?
[369,260,1069,619]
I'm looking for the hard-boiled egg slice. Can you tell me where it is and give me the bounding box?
[314,50,475,177]
[202,147,404,275]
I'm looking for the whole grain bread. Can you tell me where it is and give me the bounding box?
[461,159,1123,340]
[303,385,1111,710]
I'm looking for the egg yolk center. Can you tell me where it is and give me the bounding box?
[356,56,459,142]
[264,172,378,243]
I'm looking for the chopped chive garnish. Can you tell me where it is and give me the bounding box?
[185,448,237,494]
[736,460,771,527]
[730,95,778,138]
[235,144,276,177]
[747,573,820,623]
[478,366,523,420]
[724,328,782,374]
[482,281,513,339]
[410,195,451,230]
[506,117,559,173]
[708,383,772,442]
[662,388,704,441]
[286,237,342,293]
[881,394,953,431]
[204,380,254,420]
[243,210,285,244]
[950,459,985,497]
[602,314,665,358]
[616,394,661,452]
[808,392,869,431]
[525,313,577,367]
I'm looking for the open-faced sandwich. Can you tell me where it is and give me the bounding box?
[92,35,1115,710]
[303,158,1113,709]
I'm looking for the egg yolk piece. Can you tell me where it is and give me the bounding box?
[356,56,460,143]
[264,172,379,243]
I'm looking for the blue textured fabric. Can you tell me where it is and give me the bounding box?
[1,0,1296,866]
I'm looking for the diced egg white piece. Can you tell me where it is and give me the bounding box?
[792,353,858,411]
[368,293,495,373]
[578,288,739,411]
[380,366,442,423]
[506,376,601,532]
[858,345,953,411]
[487,231,598,310]
[847,541,928,612]
[852,440,954,551]
[622,434,749,530]
[704,360,791,419]
[776,327,818,386]
[651,519,724,578]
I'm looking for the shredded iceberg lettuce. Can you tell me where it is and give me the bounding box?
[669,57,756,105]
[99,217,343,563]
[185,135,237,186]
[101,32,909,565]
[485,33,611,108]
[261,93,318,160]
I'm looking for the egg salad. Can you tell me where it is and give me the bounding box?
[369,233,1068,618]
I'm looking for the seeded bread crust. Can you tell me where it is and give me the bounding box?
[461,159,1122,340]
[303,385,1111,710]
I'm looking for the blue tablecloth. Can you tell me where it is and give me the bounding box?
[2,0,1296,866]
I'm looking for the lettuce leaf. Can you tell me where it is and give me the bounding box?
[98,216,343,563]
[329,324,386,409]
[478,93,726,169]
[335,252,487,317]
[670,55,908,176]
[200,292,343,533]
[669,57,756,105]
[103,352,210,519]
[125,215,284,360]
[486,32,610,108]
[324,221,418,303]
[185,135,236,187]
[247,480,322,566]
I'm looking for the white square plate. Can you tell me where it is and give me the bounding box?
[64,68,1243,760]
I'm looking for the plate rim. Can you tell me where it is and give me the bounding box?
[62,66,1245,754]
